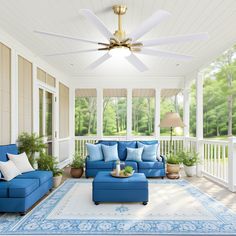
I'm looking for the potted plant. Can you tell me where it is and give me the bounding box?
[37,153,63,188]
[183,151,199,177]
[17,132,46,167]
[166,152,183,179]
[70,152,85,178]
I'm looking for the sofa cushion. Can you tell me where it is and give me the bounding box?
[124,161,138,172]
[86,160,114,169]
[8,178,40,198]
[97,140,118,146]
[86,143,103,161]
[0,181,9,197]
[118,141,137,161]
[0,160,21,181]
[102,144,119,162]
[138,140,158,145]
[0,144,18,178]
[0,144,18,162]
[8,152,34,173]
[126,147,143,162]
[138,161,164,169]
[15,170,53,185]
[137,142,158,162]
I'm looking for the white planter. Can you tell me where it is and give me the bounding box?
[184,165,196,177]
[53,175,62,188]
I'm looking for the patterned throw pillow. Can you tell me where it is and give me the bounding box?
[126,147,144,162]
[137,142,158,162]
[86,143,104,161]
[101,144,119,162]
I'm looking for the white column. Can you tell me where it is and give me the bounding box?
[154,88,161,139]
[10,49,18,143]
[126,88,132,140]
[69,87,75,160]
[228,137,236,192]
[183,88,190,137]
[196,73,203,139]
[97,88,103,139]
[196,72,204,177]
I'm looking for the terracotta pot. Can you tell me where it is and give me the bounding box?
[70,167,84,178]
[167,163,180,174]
[53,175,62,188]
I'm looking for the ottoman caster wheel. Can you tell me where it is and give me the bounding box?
[94,202,100,205]
[143,202,148,205]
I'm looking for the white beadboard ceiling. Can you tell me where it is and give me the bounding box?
[0,0,236,79]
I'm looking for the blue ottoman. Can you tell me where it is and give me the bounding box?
[92,172,149,205]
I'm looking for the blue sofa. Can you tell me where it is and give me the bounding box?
[85,140,166,178]
[0,144,53,214]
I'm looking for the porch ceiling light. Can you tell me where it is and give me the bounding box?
[108,46,131,58]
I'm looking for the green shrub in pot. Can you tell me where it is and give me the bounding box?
[183,151,199,177]
[70,152,85,178]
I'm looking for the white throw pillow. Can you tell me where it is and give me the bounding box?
[0,160,21,181]
[8,152,34,173]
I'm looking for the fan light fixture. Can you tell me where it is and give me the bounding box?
[34,4,209,72]
[109,46,131,57]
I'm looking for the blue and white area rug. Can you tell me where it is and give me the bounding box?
[1,179,236,235]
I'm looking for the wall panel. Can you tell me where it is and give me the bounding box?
[0,43,11,144]
[18,55,32,134]
[59,82,69,138]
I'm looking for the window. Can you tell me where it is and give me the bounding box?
[75,89,97,136]
[103,89,127,136]
[132,89,155,136]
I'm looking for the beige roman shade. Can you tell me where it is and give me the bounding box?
[18,56,33,134]
[0,43,11,144]
[59,82,69,138]
[37,67,56,87]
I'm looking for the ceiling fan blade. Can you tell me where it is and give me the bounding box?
[126,53,148,72]
[128,10,171,42]
[141,33,209,47]
[80,9,114,41]
[34,30,99,45]
[45,49,98,57]
[137,48,193,60]
[86,53,112,70]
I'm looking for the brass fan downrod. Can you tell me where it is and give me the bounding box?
[112,5,127,41]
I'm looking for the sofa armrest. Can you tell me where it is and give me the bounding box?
[160,155,166,165]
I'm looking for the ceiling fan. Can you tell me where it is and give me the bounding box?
[34,5,209,72]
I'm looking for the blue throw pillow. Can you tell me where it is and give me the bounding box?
[126,147,144,162]
[86,143,103,161]
[137,142,158,162]
[101,144,119,162]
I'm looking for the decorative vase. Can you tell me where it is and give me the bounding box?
[53,175,62,188]
[184,165,196,177]
[116,162,121,176]
[70,167,84,178]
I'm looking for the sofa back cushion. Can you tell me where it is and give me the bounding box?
[118,141,137,161]
[101,144,119,162]
[137,142,158,162]
[0,144,18,178]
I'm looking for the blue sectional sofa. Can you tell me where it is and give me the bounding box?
[85,140,166,178]
[0,144,53,214]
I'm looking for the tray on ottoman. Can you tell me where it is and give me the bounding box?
[92,171,148,205]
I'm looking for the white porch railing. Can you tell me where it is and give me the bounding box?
[74,136,236,191]
[202,139,228,186]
